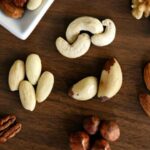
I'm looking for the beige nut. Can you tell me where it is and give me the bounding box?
[27,0,42,10]
[97,58,123,101]
[19,80,36,111]
[91,19,116,47]
[69,76,98,101]
[66,16,103,43]
[26,54,42,85]
[131,0,150,19]
[8,60,25,91]
[36,71,54,103]
[56,33,91,59]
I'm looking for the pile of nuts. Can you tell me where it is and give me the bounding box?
[0,0,43,19]
[131,0,150,19]
[0,115,22,144]
[139,62,150,117]
[70,115,120,150]
[56,16,116,59]
[69,58,123,102]
[8,53,54,111]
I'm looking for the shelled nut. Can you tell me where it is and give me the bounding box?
[100,120,120,142]
[70,131,90,150]
[83,115,100,135]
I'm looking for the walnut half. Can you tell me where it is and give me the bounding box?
[131,0,150,19]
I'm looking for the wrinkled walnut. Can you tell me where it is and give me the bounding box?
[100,120,120,142]
[0,115,22,144]
[13,0,28,7]
[83,115,100,135]
[0,0,24,19]
[70,131,90,150]
[91,139,111,150]
[131,0,150,19]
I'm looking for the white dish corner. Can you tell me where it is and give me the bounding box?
[0,0,54,40]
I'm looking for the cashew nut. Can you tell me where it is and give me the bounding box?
[91,19,116,47]
[66,16,103,43]
[56,33,91,59]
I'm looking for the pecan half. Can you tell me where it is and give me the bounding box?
[0,115,16,132]
[0,0,24,19]
[0,115,22,144]
[0,123,22,143]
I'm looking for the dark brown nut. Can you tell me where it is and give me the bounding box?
[83,115,100,135]
[144,63,150,91]
[139,93,150,117]
[91,139,111,150]
[0,115,16,132]
[100,120,120,142]
[0,0,24,19]
[13,0,28,7]
[0,123,22,144]
[70,131,90,150]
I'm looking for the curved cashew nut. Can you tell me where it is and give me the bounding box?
[91,19,116,47]
[56,33,91,59]
[66,16,104,43]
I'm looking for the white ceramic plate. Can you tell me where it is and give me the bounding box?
[0,0,54,40]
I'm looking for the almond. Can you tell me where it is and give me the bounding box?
[144,63,150,91]
[19,80,36,111]
[27,0,42,10]
[36,71,54,103]
[26,54,42,85]
[8,60,25,91]
[139,93,150,117]
[97,58,123,102]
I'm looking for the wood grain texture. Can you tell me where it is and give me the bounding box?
[0,0,150,149]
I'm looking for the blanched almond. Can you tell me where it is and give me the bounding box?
[36,71,54,103]
[26,54,42,85]
[27,0,42,10]
[8,60,25,91]
[19,80,36,111]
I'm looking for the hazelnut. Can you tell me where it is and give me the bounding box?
[91,139,111,150]
[83,115,100,135]
[100,120,120,142]
[70,131,90,150]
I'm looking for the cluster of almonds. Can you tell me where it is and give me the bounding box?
[131,0,150,19]
[139,62,150,117]
[8,53,54,111]
[0,0,43,19]
[68,58,123,102]
[70,115,120,150]
[0,115,22,144]
[56,16,116,59]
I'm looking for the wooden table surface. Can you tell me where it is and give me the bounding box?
[0,0,150,149]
